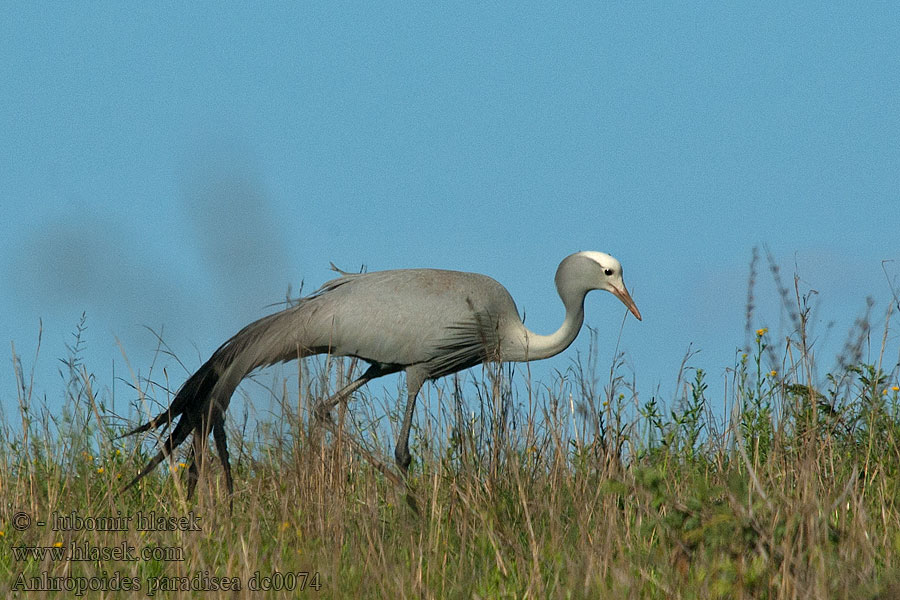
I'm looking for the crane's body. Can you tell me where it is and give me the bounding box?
[254,268,522,374]
[123,251,641,499]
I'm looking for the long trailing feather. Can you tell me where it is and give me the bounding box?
[120,299,322,496]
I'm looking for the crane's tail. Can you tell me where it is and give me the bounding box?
[120,303,315,495]
[119,356,224,494]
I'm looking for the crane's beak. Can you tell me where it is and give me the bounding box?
[611,286,642,321]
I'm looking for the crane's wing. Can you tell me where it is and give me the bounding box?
[428,310,503,379]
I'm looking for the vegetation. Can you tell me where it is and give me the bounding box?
[2,254,899,599]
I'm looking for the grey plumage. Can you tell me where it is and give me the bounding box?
[122,251,641,498]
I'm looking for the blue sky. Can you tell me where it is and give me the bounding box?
[2,4,898,426]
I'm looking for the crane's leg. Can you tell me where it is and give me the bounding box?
[392,368,426,514]
[395,369,425,478]
[313,378,369,421]
[313,363,385,421]
[312,363,406,489]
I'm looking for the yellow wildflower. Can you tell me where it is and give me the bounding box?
[96,467,104,475]
[892,386,899,392]
[53,542,63,548]
[756,328,768,336]
[770,370,777,377]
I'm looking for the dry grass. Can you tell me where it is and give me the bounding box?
[2,255,900,599]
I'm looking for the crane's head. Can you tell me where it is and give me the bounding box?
[558,251,642,321]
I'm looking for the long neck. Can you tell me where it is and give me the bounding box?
[514,290,586,362]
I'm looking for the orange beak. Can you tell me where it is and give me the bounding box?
[611,286,642,321]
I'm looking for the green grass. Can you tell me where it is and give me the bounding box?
[2,262,900,599]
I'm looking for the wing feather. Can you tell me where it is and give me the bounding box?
[428,311,503,379]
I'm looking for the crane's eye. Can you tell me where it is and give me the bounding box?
[604,268,613,276]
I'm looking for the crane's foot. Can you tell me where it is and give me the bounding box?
[397,464,420,515]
